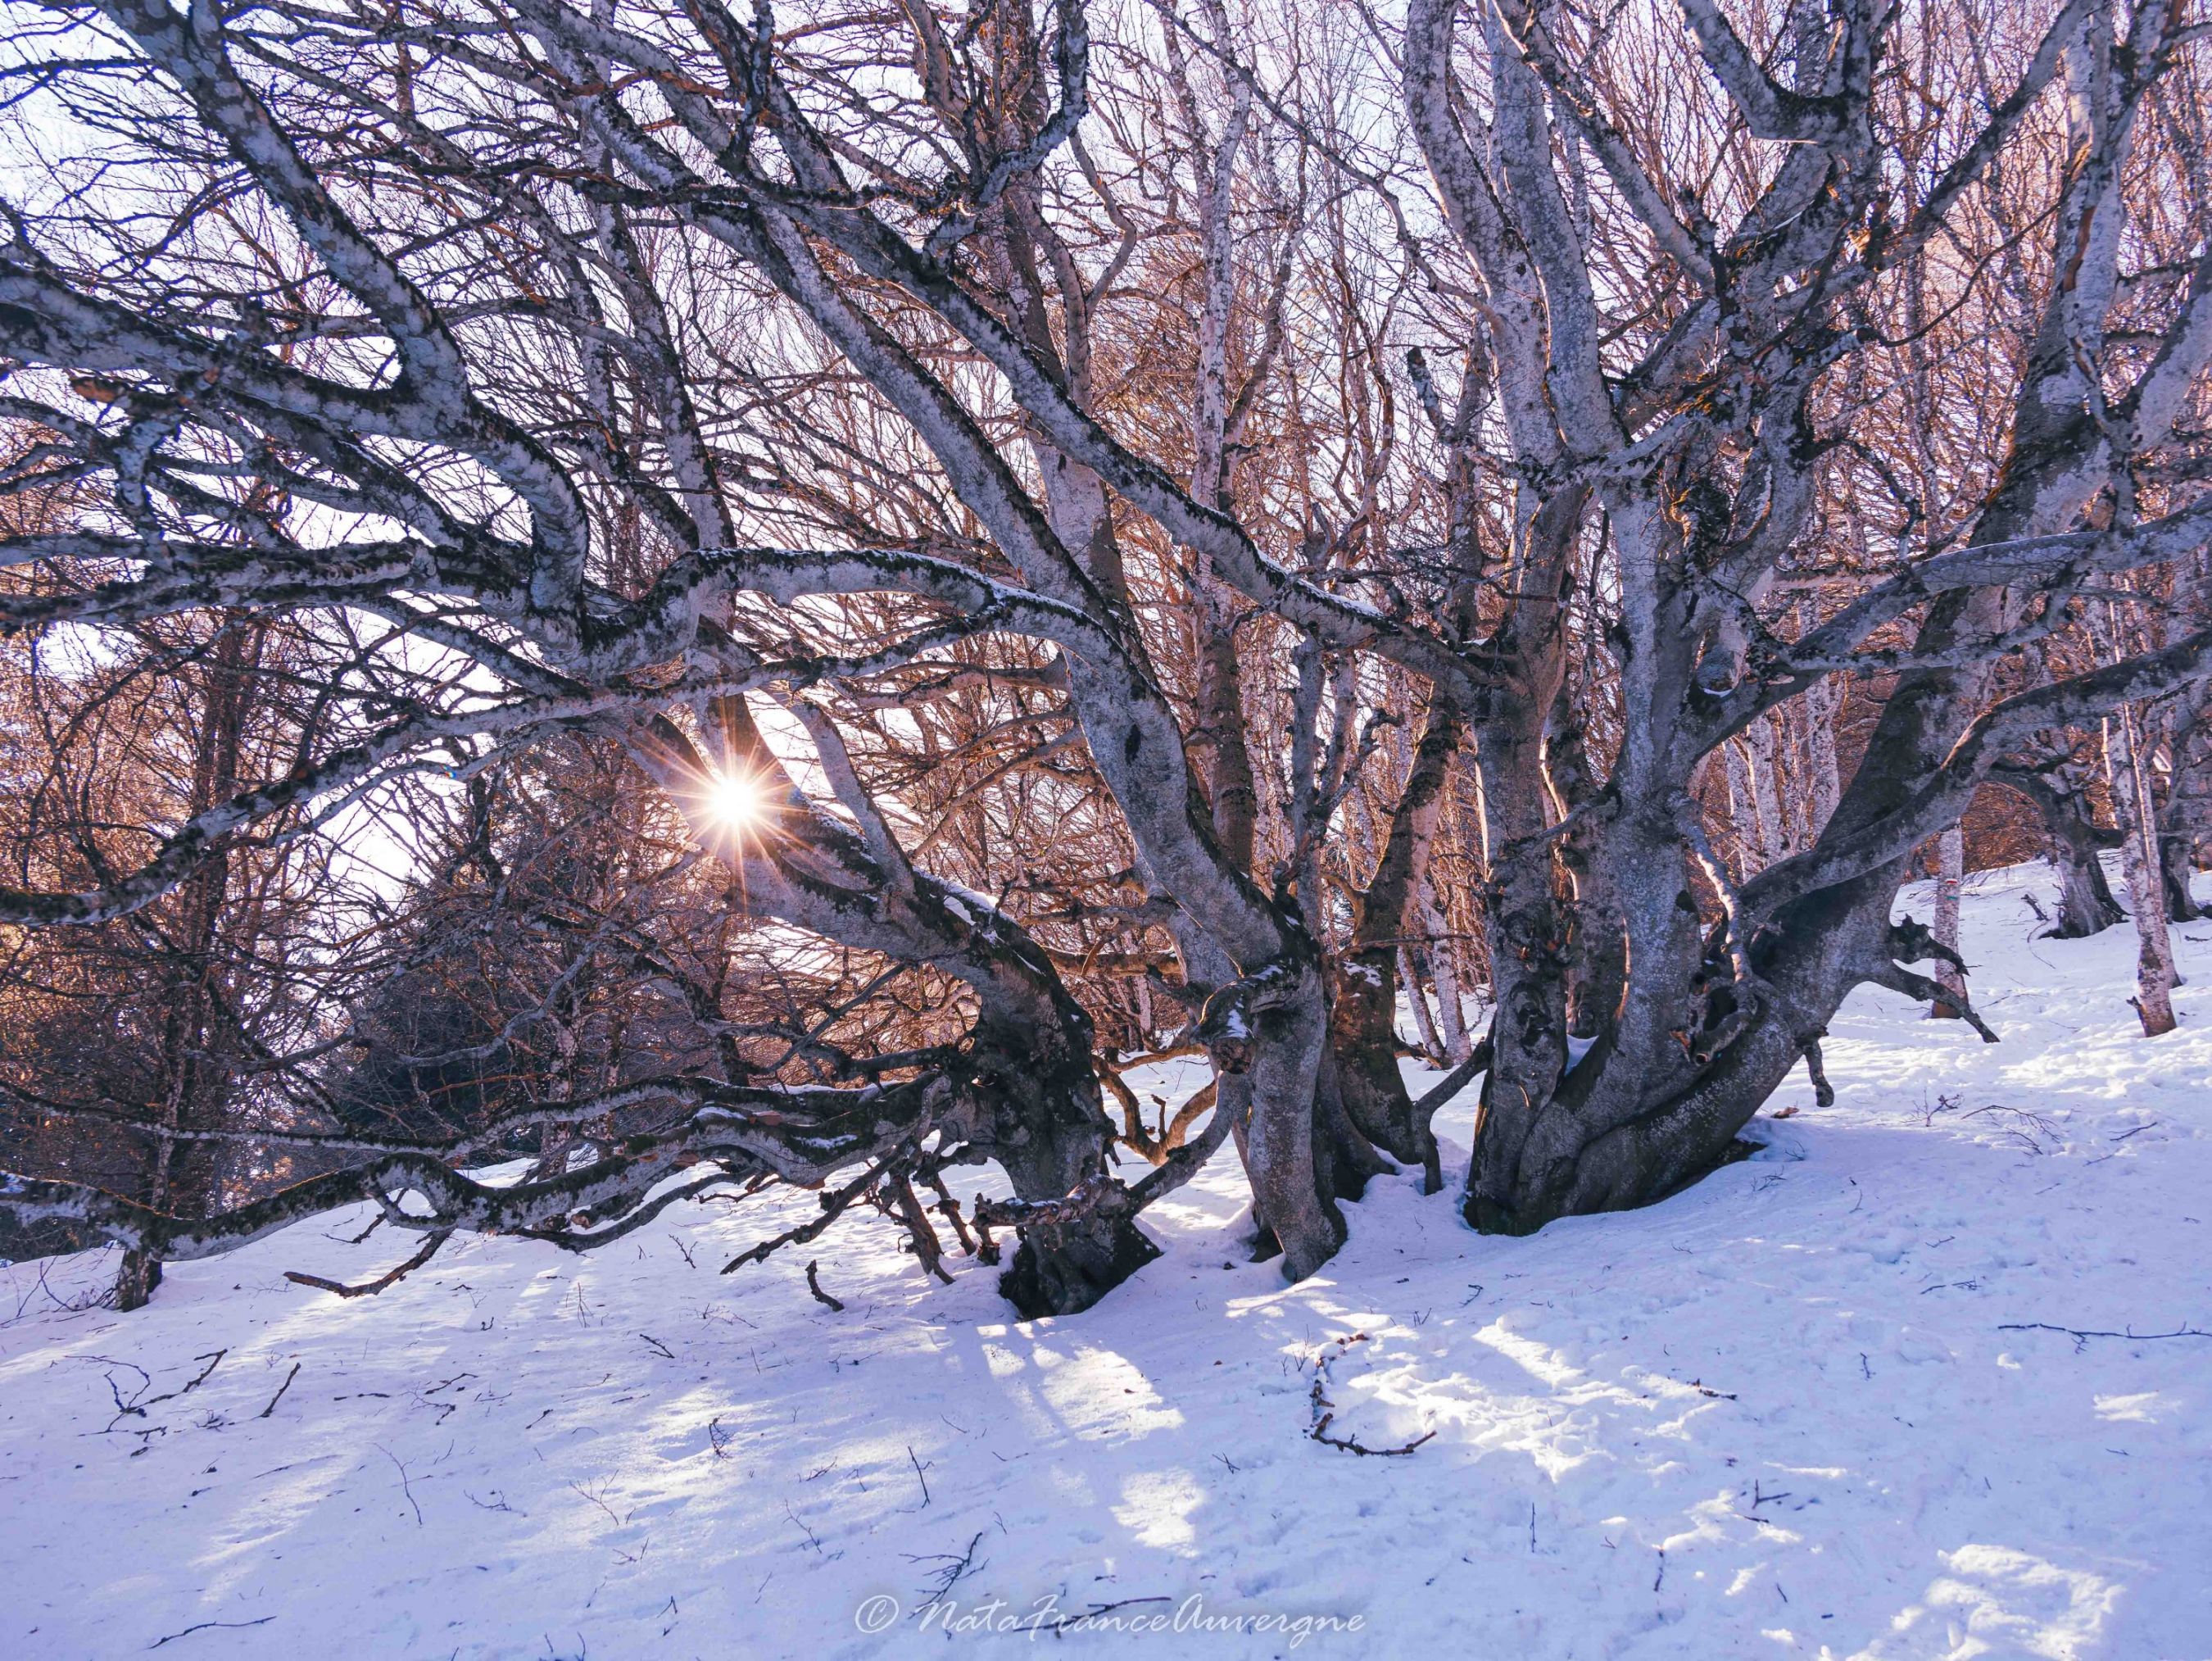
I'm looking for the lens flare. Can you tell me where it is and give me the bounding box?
[705,769,762,831]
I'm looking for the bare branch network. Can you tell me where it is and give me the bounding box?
[0,0,2208,1314]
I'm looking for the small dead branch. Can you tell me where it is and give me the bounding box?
[784,1501,826,1556]
[6,1250,120,1323]
[149,1617,277,1649]
[1307,1334,1435,1457]
[804,1260,844,1312]
[258,1362,301,1419]
[378,1445,423,1526]
[639,1332,674,1360]
[907,1444,931,1507]
[905,1529,986,1600]
[107,1350,225,1428]
[721,1157,890,1275]
[286,1229,451,1299]
[1959,1103,2063,1154]
[569,1477,623,1527]
[1998,1320,2212,1352]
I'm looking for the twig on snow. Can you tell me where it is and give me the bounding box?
[1998,1320,2212,1351]
[1307,1334,1435,1457]
[257,1362,301,1418]
[378,1445,424,1525]
[905,1528,986,1600]
[106,1350,225,1428]
[148,1617,276,1649]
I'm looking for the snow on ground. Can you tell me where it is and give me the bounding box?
[3,860,2210,1659]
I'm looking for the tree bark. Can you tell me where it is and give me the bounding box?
[2105,704,2180,1035]
[2159,687,2208,921]
[1401,946,1446,1063]
[1423,882,1475,1064]
[1930,825,1966,1018]
[1326,695,1465,1182]
[1745,716,1789,865]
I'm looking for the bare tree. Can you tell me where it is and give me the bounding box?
[1398,0,2212,1229]
[0,0,2209,1304]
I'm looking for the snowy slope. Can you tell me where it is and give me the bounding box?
[3,860,2210,1660]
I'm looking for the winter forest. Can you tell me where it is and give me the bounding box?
[0,0,2209,1652]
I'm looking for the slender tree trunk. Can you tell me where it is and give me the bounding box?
[1326,696,1464,1182]
[1401,946,1446,1062]
[1799,600,1843,837]
[529,1006,582,1181]
[1194,591,1261,874]
[2158,689,2208,921]
[1930,825,1965,1018]
[2107,705,2179,1035]
[1780,704,1815,854]
[1725,737,1757,879]
[118,619,258,1310]
[1423,883,1473,1064]
[1745,716,1788,865]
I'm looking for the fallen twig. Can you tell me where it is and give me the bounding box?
[377,1445,423,1526]
[257,1362,301,1419]
[906,1528,986,1600]
[285,1229,451,1299]
[1307,1334,1435,1457]
[1998,1320,2212,1351]
[804,1259,845,1312]
[107,1350,225,1428]
[148,1617,276,1649]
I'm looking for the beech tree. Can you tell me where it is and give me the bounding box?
[1,0,2210,1308]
